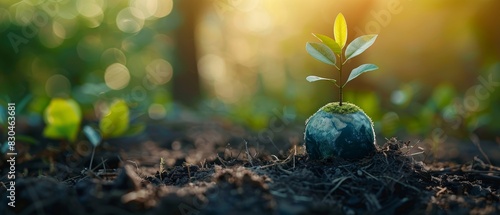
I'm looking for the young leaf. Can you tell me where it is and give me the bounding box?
[334,13,348,49]
[16,94,32,115]
[99,99,130,139]
[83,125,102,147]
[306,75,337,83]
[306,42,336,65]
[43,98,82,142]
[312,33,341,55]
[345,34,378,62]
[345,64,378,86]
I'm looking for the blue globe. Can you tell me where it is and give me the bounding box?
[305,102,376,160]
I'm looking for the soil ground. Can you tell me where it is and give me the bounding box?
[1,121,499,215]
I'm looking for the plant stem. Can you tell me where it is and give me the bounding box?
[89,146,96,170]
[339,54,343,106]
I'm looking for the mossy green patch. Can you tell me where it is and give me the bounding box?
[320,102,361,114]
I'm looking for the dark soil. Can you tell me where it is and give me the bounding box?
[1,121,499,215]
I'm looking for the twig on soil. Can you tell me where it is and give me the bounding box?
[185,163,192,182]
[258,152,293,169]
[217,154,228,168]
[101,157,107,172]
[277,164,292,175]
[267,137,283,156]
[381,176,420,192]
[0,182,7,190]
[244,140,254,167]
[361,170,381,182]
[82,159,108,179]
[436,187,447,196]
[126,160,140,172]
[160,157,166,181]
[364,193,382,210]
[470,133,492,166]
[322,176,351,201]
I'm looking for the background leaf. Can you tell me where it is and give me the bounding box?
[16,94,32,115]
[334,13,348,49]
[345,35,378,62]
[312,33,341,55]
[99,99,130,139]
[306,75,337,83]
[345,64,378,85]
[306,42,336,65]
[43,98,82,142]
[83,125,102,147]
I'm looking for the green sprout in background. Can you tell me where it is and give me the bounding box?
[306,13,378,106]
[43,98,82,142]
[42,97,136,169]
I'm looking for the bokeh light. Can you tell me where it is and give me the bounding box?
[76,0,103,18]
[45,74,71,98]
[145,59,173,85]
[101,48,127,66]
[148,103,167,119]
[116,7,144,33]
[104,63,130,90]
[153,0,173,18]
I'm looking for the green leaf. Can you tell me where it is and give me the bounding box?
[345,64,378,86]
[306,42,336,65]
[306,75,337,83]
[312,33,341,55]
[345,34,378,62]
[334,13,348,49]
[15,135,39,145]
[83,125,102,147]
[99,99,129,139]
[43,98,82,142]
[16,94,32,114]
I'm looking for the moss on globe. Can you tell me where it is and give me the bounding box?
[305,102,377,160]
[320,102,361,114]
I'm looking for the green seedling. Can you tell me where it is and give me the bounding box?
[83,99,130,170]
[83,125,101,170]
[43,98,82,142]
[306,13,378,106]
[99,99,130,139]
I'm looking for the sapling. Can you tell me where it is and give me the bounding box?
[304,13,379,160]
[306,13,378,106]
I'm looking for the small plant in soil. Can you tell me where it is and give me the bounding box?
[43,98,82,142]
[305,13,379,160]
[43,98,137,170]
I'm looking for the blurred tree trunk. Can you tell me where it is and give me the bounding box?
[473,0,500,66]
[173,0,208,105]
